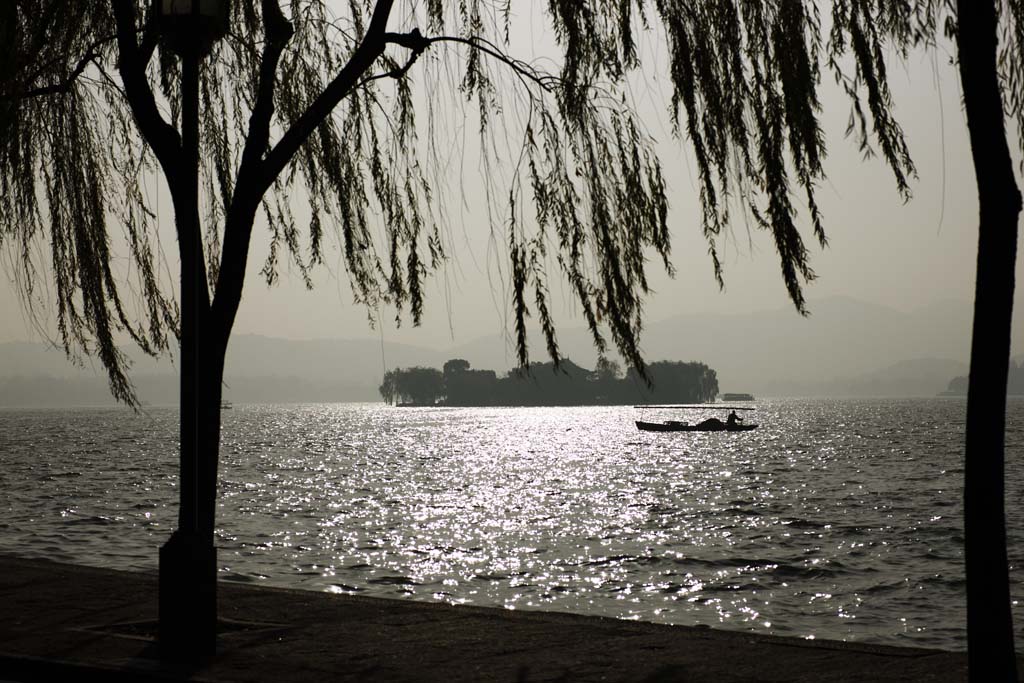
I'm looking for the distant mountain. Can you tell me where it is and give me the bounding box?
[222,334,446,382]
[1,296,1013,405]
[0,335,445,406]
[0,374,178,407]
[445,296,991,396]
[769,357,970,397]
[0,340,151,378]
[626,296,978,395]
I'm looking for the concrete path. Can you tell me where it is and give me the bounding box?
[0,556,993,681]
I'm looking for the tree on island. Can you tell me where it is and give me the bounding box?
[593,357,623,383]
[378,370,397,406]
[2,1,1022,676]
[628,361,719,405]
[443,359,471,377]
[380,366,443,406]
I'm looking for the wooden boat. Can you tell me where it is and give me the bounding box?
[634,404,758,432]
[635,419,758,432]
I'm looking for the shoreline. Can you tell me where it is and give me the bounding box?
[0,555,1001,681]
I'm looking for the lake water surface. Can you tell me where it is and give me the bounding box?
[2,398,1023,651]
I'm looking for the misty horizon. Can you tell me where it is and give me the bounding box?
[2,295,1015,406]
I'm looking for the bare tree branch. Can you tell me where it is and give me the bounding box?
[212,0,295,340]
[256,0,396,195]
[2,30,131,100]
[16,48,100,98]
[423,35,557,91]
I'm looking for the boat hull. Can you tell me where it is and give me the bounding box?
[635,421,759,433]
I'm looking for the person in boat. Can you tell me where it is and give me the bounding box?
[727,410,742,427]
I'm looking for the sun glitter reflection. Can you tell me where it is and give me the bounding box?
[177,400,1022,649]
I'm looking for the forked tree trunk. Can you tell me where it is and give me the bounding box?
[957,1,1023,680]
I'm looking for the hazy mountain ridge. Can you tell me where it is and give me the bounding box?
[767,358,970,398]
[0,335,438,406]
[0,296,1008,405]
[447,296,988,396]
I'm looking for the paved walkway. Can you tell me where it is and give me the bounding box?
[0,556,993,681]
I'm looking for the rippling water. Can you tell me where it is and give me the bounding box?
[2,398,1023,650]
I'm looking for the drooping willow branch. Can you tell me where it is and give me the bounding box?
[3,0,988,406]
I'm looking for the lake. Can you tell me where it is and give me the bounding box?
[2,398,1022,651]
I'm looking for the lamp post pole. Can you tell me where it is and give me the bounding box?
[156,0,224,662]
[180,8,201,541]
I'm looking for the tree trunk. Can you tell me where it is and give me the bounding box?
[957,2,1023,680]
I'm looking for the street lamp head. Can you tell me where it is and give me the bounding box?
[154,0,230,57]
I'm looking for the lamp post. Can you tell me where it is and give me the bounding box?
[152,0,229,661]
[155,0,230,57]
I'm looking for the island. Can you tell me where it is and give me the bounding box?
[379,358,719,407]
[941,359,1024,396]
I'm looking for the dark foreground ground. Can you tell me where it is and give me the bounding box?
[0,555,1002,682]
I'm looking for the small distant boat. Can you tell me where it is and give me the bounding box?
[220,400,233,410]
[634,404,758,433]
[721,393,755,401]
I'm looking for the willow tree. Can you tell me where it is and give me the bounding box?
[1,0,1022,676]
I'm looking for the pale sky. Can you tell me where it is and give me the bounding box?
[0,10,1019,359]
